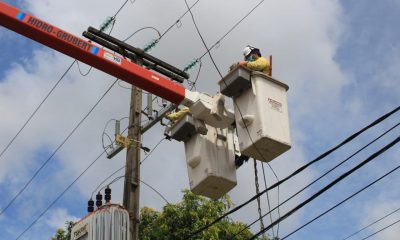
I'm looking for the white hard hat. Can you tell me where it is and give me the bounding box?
[243,46,253,57]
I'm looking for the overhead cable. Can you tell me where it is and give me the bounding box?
[14,147,109,239]
[253,159,268,239]
[0,79,118,218]
[359,218,400,240]
[249,136,400,239]
[187,107,399,238]
[81,0,137,75]
[183,0,280,177]
[341,206,400,240]
[93,136,166,197]
[123,26,162,42]
[138,0,201,53]
[101,175,170,205]
[140,179,170,204]
[0,60,75,162]
[8,0,137,237]
[281,162,400,239]
[140,137,166,164]
[183,1,282,236]
[159,0,201,39]
[113,0,131,19]
[199,0,265,60]
[260,162,276,238]
[0,0,135,164]
[14,124,129,239]
[93,165,125,198]
[233,121,400,238]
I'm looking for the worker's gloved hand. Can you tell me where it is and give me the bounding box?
[229,62,239,71]
[239,61,247,66]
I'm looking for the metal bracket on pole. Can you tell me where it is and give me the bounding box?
[141,103,176,134]
[147,93,153,120]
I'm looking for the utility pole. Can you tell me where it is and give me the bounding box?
[123,86,142,240]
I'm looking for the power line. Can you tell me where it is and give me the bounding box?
[140,137,166,164]
[0,60,76,162]
[3,0,136,237]
[0,79,118,217]
[188,59,202,91]
[0,0,135,163]
[198,0,266,60]
[14,147,108,239]
[342,206,400,240]
[359,218,400,240]
[183,0,278,175]
[128,0,201,53]
[233,121,400,238]
[92,165,125,198]
[187,107,399,238]
[250,136,400,239]
[159,0,201,39]
[93,136,166,197]
[140,179,170,204]
[123,26,161,42]
[183,1,283,236]
[253,159,267,238]
[101,175,170,205]
[14,124,129,239]
[185,1,400,238]
[281,162,400,239]
[76,61,92,76]
[113,0,131,19]
[260,162,276,238]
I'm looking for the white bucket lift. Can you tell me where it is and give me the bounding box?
[219,66,291,162]
[186,92,235,129]
[168,114,237,199]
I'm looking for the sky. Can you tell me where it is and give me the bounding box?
[0,0,399,239]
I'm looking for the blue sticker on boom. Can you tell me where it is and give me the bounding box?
[16,12,26,21]
[91,46,100,55]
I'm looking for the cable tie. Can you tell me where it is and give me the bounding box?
[215,40,221,49]
[176,19,182,28]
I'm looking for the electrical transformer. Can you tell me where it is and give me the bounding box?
[70,204,130,240]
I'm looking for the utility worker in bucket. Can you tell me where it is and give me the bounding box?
[238,46,270,75]
[164,106,190,139]
[166,106,190,122]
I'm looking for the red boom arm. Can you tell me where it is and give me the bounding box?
[0,2,186,104]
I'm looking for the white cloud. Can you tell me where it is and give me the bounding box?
[359,198,400,239]
[45,208,79,230]
[5,0,397,239]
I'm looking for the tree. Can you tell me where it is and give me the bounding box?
[52,191,277,240]
[139,190,269,240]
[51,221,73,240]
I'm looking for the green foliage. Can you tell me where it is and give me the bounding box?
[51,221,73,240]
[139,190,255,240]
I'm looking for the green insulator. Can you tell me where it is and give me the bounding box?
[100,17,115,32]
[144,39,159,52]
[183,59,199,72]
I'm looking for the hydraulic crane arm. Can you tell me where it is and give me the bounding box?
[0,1,188,104]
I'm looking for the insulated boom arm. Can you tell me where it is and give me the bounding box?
[0,1,186,104]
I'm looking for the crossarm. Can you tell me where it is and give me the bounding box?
[0,1,186,104]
